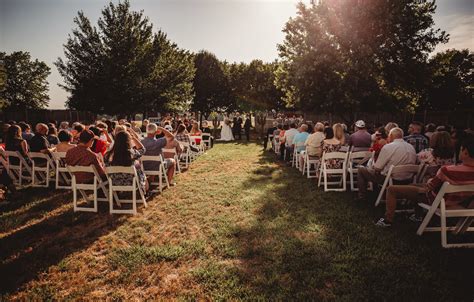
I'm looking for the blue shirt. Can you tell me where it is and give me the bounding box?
[292,132,309,152]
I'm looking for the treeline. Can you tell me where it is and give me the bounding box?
[1,0,472,117]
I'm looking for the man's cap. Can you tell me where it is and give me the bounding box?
[164,125,173,131]
[79,129,98,143]
[355,120,365,128]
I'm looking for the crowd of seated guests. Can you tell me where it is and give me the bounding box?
[0,115,212,201]
[267,118,474,229]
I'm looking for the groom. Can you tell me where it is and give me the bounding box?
[232,113,243,140]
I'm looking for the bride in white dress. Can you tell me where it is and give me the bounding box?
[219,117,234,141]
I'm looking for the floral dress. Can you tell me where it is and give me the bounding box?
[322,142,343,169]
[417,148,455,182]
[108,148,146,192]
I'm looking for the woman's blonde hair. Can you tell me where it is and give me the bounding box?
[333,123,345,145]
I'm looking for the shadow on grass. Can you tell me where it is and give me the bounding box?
[0,188,126,294]
[228,150,474,300]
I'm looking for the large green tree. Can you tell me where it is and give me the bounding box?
[424,49,473,110]
[191,51,233,116]
[0,51,51,110]
[56,0,194,115]
[276,0,448,119]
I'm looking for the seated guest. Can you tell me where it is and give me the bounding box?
[404,121,428,153]
[201,121,214,148]
[71,123,85,144]
[55,130,75,152]
[105,131,148,192]
[175,124,199,153]
[376,135,474,227]
[356,127,417,202]
[89,126,109,156]
[281,123,299,161]
[384,122,399,134]
[140,119,149,133]
[264,122,278,150]
[131,121,142,134]
[29,123,55,166]
[424,123,436,140]
[293,124,309,153]
[18,122,34,142]
[5,125,30,165]
[59,121,70,131]
[65,130,106,183]
[370,127,388,162]
[189,122,202,144]
[333,123,346,146]
[322,127,342,169]
[348,120,371,151]
[47,124,59,146]
[417,131,454,181]
[300,122,325,168]
[141,123,176,185]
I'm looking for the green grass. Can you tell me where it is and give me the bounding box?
[1,142,473,301]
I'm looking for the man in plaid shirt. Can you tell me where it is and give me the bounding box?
[403,121,428,153]
[376,134,474,227]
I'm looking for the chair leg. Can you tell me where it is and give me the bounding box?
[441,201,447,248]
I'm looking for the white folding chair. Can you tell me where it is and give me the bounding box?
[347,151,374,191]
[4,150,32,187]
[51,151,71,189]
[189,136,204,155]
[29,152,54,187]
[163,148,181,174]
[292,142,305,169]
[67,165,109,212]
[374,164,423,207]
[179,142,191,169]
[273,136,280,154]
[202,133,213,150]
[106,166,146,215]
[302,152,320,178]
[141,155,169,193]
[417,182,474,248]
[318,152,348,192]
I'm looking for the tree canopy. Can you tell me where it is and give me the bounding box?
[56,0,194,115]
[0,51,51,110]
[276,0,449,118]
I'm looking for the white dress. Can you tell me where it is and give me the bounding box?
[220,120,234,141]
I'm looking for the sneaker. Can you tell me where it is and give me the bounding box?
[375,218,392,228]
[409,214,423,223]
[169,182,177,187]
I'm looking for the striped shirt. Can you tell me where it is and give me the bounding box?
[426,164,474,207]
[404,134,428,154]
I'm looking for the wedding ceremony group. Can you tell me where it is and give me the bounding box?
[1,0,473,300]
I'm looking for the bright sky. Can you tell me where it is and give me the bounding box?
[1,0,473,109]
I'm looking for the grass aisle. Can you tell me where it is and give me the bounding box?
[1,142,473,300]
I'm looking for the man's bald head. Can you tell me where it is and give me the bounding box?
[389,127,404,140]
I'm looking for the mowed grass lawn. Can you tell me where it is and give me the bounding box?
[0,142,473,301]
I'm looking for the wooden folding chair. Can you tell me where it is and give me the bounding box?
[67,165,109,212]
[374,164,424,207]
[318,152,348,192]
[140,155,169,193]
[417,182,474,248]
[106,166,147,215]
[29,152,54,187]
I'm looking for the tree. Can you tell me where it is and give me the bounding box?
[56,0,194,115]
[276,0,448,119]
[424,49,473,110]
[0,51,51,110]
[191,51,232,116]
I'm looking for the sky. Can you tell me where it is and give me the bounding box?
[1,0,473,109]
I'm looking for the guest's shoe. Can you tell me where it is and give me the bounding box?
[375,218,392,228]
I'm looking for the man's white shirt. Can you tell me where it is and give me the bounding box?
[374,138,417,179]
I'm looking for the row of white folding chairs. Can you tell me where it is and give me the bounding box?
[67,164,146,215]
[2,150,58,188]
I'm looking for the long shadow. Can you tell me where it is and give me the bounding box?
[232,150,474,300]
[0,191,126,294]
